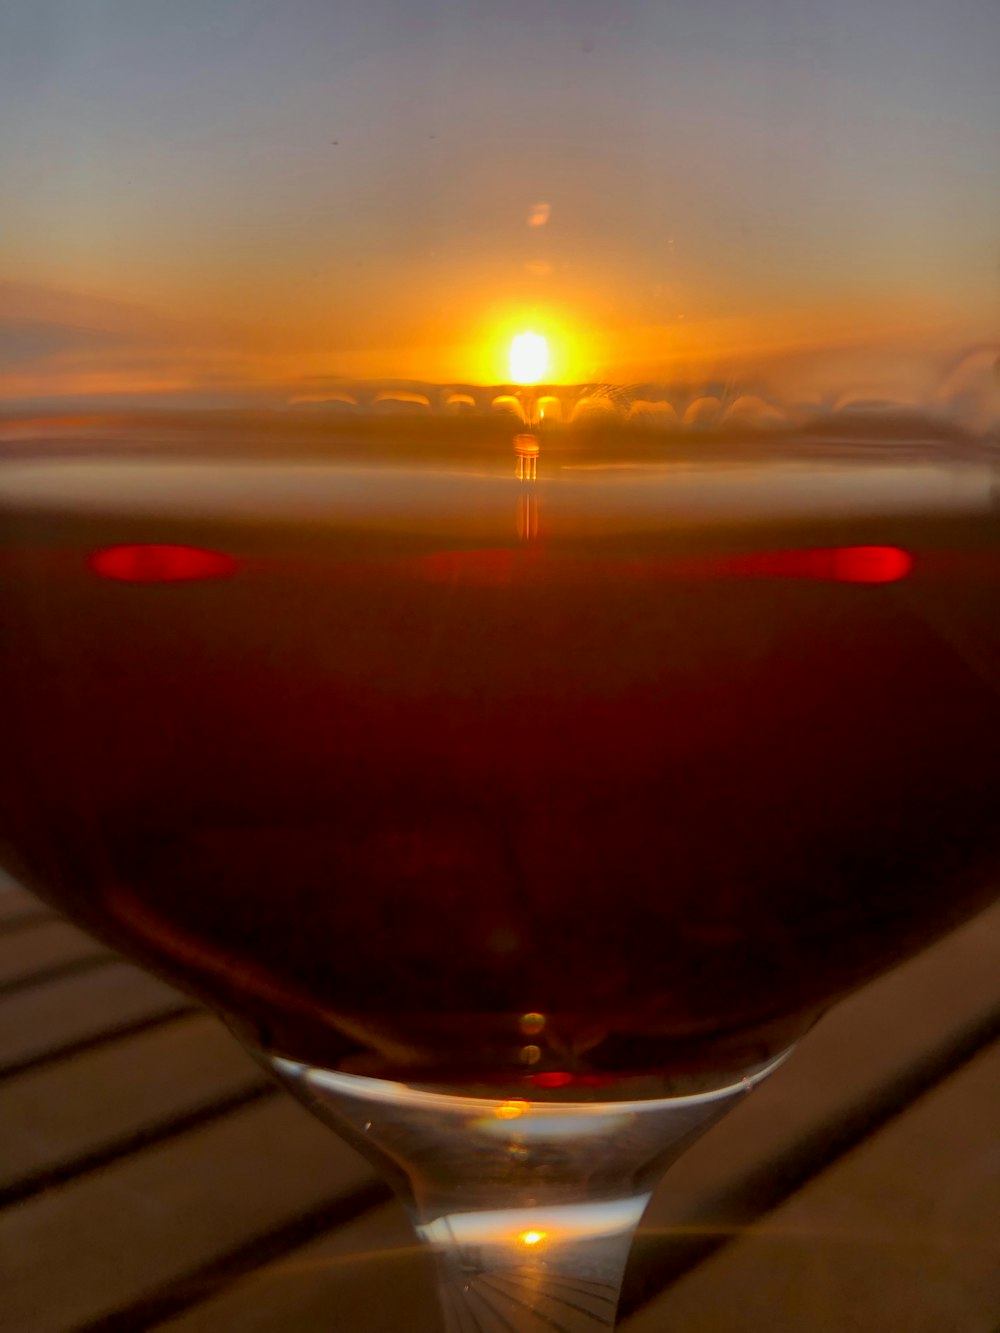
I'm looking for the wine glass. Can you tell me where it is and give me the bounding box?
[2,422,999,1329]
[2,3,998,1329]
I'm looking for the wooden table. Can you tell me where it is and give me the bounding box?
[1,871,997,1333]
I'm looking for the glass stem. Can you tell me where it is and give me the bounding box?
[268,1058,786,1331]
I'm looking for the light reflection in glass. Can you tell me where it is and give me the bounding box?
[515,433,540,481]
[419,1196,649,1250]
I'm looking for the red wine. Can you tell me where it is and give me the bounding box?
[2,429,998,1088]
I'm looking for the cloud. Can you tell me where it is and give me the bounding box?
[0,320,126,366]
[0,282,171,382]
[0,281,160,336]
[0,281,272,405]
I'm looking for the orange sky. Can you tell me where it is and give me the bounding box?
[2,2,997,406]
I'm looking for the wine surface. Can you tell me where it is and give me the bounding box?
[2,426,999,1091]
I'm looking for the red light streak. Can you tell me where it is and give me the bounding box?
[88,544,238,583]
[405,545,912,586]
[724,545,912,583]
[830,545,913,583]
[84,543,911,587]
[526,1071,619,1090]
[528,1071,576,1089]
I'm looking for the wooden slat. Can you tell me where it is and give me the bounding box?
[619,901,1000,1314]
[0,1012,268,1200]
[622,1043,1000,1332]
[0,917,111,991]
[0,872,51,928]
[0,961,193,1077]
[0,1098,379,1333]
[154,1205,435,1333]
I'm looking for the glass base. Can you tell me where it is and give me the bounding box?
[258,1050,791,1331]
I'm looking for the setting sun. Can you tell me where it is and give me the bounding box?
[518,1230,548,1248]
[509,332,549,386]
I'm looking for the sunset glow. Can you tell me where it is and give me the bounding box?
[509,333,549,386]
[0,5,996,408]
[519,1230,548,1248]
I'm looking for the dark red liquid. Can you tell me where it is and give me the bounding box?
[2,433,998,1089]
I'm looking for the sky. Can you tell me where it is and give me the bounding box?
[1,0,998,405]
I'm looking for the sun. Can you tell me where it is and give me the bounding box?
[518,1229,548,1248]
[509,332,549,385]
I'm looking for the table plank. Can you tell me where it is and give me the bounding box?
[157,1205,436,1333]
[0,961,193,1077]
[0,917,111,992]
[0,871,51,928]
[0,1098,379,1333]
[619,900,1000,1313]
[621,1043,1000,1333]
[0,1012,269,1202]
